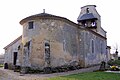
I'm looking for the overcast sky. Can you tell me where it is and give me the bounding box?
[0,0,120,54]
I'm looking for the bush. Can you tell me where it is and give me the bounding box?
[110,65,119,71]
[107,60,120,71]
[107,60,120,66]
[27,68,43,74]
[0,64,4,67]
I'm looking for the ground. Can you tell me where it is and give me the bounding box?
[0,68,48,80]
[0,66,99,80]
[0,66,119,80]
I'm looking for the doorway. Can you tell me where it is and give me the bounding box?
[13,52,18,65]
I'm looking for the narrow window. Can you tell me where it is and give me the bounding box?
[101,43,103,54]
[27,41,31,56]
[82,21,87,27]
[27,41,30,50]
[18,45,20,50]
[13,52,18,65]
[28,21,34,29]
[63,40,66,52]
[24,41,31,56]
[92,40,94,53]
[45,42,50,66]
[86,8,89,13]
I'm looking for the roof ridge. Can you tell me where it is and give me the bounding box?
[3,35,22,49]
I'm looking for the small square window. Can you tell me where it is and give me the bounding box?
[28,21,34,29]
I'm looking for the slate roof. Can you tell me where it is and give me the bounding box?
[77,13,97,22]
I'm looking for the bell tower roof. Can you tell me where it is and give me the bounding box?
[77,13,97,22]
[77,5,98,22]
[81,5,96,9]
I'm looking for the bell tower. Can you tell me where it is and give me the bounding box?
[77,5,106,37]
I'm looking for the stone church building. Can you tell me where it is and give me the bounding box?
[4,5,110,72]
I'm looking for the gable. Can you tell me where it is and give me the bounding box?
[3,35,22,50]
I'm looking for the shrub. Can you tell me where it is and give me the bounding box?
[107,60,120,71]
[27,68,43,74]
[110,65,119,71]
[107,60,120,66]
[0,64,4,67]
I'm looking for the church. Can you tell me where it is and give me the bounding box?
[4,5,110,73]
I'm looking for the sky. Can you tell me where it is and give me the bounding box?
[0,0,120,54]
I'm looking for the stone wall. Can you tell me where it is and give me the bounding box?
[4,37,22,69]
[0,54,4,64]
[22,19,80,69]
[21,17,107,69]
[82,30,107,67]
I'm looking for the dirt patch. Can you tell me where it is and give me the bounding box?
[0,65,100,80]
[0,68,48,80]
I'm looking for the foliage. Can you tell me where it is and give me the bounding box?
[110,65,119,71]
[111,66,117,69]
[107,60,120,66]
[48,72,120,80]
[27,68,44,74]
[0,64,3,67]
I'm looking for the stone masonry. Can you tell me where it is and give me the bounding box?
[4,5,110,73]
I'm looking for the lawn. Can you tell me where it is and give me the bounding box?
[48,72,120,80]
[0,64,3,68]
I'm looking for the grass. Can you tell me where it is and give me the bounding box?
[0,64,3,67]
[48,72,120,80]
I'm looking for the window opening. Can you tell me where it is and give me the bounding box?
[101,43,103,54]
[91,22,96,27]
[13,52,18,65]
[45,42,50,66]
[86,8,89,13]
[28,21,34,29]
[92,40,94,53]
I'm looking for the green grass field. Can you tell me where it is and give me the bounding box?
[48,72,120,80]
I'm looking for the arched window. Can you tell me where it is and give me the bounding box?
[91,21,96,27]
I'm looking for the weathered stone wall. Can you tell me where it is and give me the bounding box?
[78,29,86,67]
[82,30,107,67]
[50,22,79,68]
[22,19,80,69]
[0,54,4,64]
[4,37,22,69]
